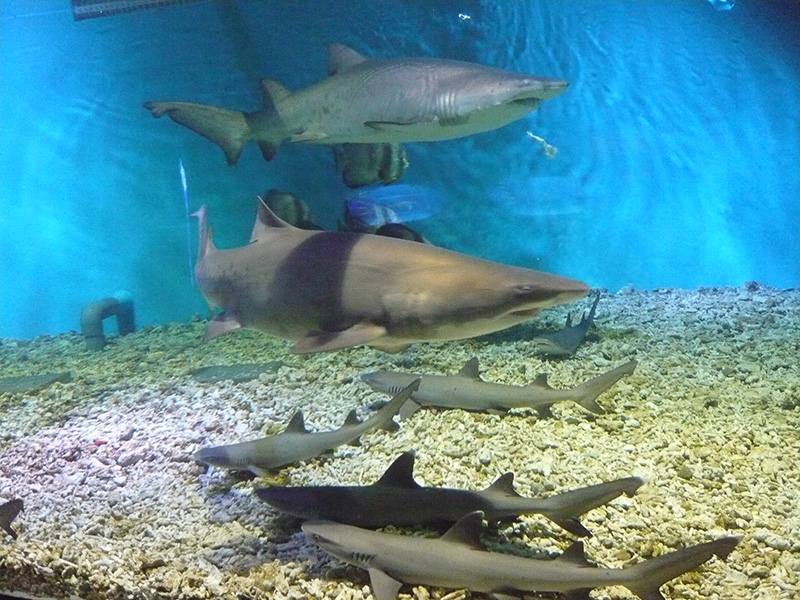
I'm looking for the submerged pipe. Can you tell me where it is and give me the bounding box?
[81,291,135,351]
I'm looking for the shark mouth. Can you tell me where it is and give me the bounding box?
[510,307,540,318]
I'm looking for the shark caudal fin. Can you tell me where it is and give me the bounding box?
[624,536,742,600]
[145,101,252,166]
[573,359,638,414]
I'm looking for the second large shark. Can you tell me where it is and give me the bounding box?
[192,200,588,353]
[145,44,568,165]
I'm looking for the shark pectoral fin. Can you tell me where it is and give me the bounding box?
[398,398,421,420]
[290,324,388,354]
[554,517,593,538]
[368,568,403,600]
[578,397,604,415]
[369,341,412,354]
[258,141,279,161]
[205,313,244,340]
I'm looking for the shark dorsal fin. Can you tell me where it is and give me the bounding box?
[456,357,482,380]
[530,373,553,389]
[343,410,361,427]
[557,542,593,567]
[485,472,520,496]
[582,292,601,325]
[374,451,420,488]
[260,79,291,107]
[253,196,298,241]
[328,43,368,75]
[440,511,487,550]
[285,411,307,433]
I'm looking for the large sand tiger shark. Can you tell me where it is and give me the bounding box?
[192,199,588,353]
[303,512,741,600]
[144,43,568,164]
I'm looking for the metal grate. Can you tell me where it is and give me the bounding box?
[71,0,207,21]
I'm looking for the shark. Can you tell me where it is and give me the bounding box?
[533,291,601,357]
[256,450,643,537]
[144,43,568,165]
[361,358,636,419]
[0,499,23,540]
[303,511,741,600]
[194,379,418,475]
[191,200,588,354]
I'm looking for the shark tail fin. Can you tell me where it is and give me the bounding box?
[572,359,638,415]
[145,101,252,166]
[624,536,741,600]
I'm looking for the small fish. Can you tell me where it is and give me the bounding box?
[333,143,409,188]
[0,499,23,540]
[194,379,418,475]
[303,512,742,600]
[344,183,445,229]
[257,450,644,536]
[533,291,601,357]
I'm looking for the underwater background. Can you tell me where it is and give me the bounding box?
[1,0,798,341]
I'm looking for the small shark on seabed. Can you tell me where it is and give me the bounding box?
[144,43,568,165]
[191,199,588,354]
[194,379,418,475]
[0,499,23,540]
[533,291,601,357]
[362,358,636,419]
[303,511,741,600]
[257,450,643,536]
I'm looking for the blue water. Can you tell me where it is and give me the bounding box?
[1,0,798,339]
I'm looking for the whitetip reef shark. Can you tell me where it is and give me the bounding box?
[145,43,568,165]
[533,291,601,357]
[191,199,588,354]
[194,379,418,475]
[257,450,643,537]
[362,358,636,419]
[303,511,741,600]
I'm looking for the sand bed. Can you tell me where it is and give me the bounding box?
[0,286,798,600]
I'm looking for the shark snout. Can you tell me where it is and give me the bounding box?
[513,77,569,102]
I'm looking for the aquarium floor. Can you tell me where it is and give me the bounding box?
[0,287,798,600]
